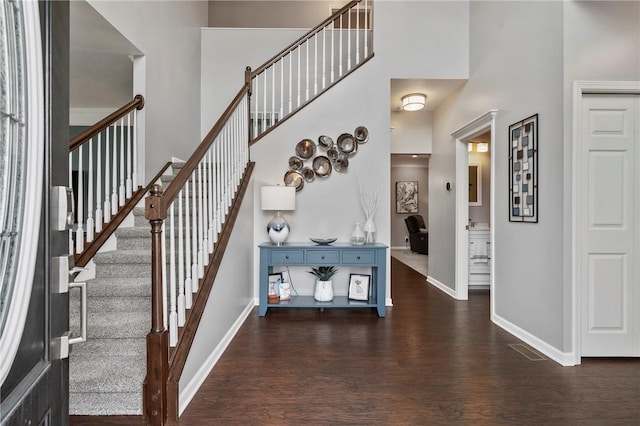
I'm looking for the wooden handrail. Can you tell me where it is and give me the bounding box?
[73,161,172,267]
[251,0,360,77]
[162,85,249,207]
[69,94,145,151]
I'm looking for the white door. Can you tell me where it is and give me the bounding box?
[580,94,639,357]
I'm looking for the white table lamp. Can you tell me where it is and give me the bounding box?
[261,186,296,245]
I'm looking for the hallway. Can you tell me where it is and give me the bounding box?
[72,258,639,425]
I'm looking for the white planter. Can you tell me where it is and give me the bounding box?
[314,280,334,302]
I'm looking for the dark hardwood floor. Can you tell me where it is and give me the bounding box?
[71,258,640,425]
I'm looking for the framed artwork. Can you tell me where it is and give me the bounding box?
[396,181,418,213]
[348,274,371,301]
[508,114,538,223]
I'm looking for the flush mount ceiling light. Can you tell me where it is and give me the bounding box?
[401,93,426,111]
[477,142,489,153]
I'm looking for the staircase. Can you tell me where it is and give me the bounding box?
[69,168,180,415]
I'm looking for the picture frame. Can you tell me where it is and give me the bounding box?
[508,114,538,223]
[396,181,418,213]
[268,273,283,300]
[348,274,371,301]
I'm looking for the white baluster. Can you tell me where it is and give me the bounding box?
[365,0,369,57]
[119,117,125,206]
[263,71,267,134]
[198,161,208,270]
[111,122,118,215]
[322,27,327,90]
[348,9,352,71]
[339,13,343,77]
[253,76,259,138]
[331,22,335,83]
[183,185,193,309]
[169,203,178,347]
[95,133,103,233]
[75,145,84,253]
[104,126,111,223]
[86,139,94,242]
[314,34,318,96]
[288,54,292,114]
[207,147,214,252]
[178,190,186,324]
[356,2,360,65]
[191,172,199,290]
[306,41,309,102]
[126,112,132,199]
[279,61,284,120]
[271,65,275,129]
[132,110,138,190]
[216,135,222,235]
[161,222,168,329]
[297,48,301,108]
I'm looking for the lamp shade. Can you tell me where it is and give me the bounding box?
[401,93,426,111]
[261,186,296,211]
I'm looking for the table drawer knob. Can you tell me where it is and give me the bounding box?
[357,255,361,260]
[321,255,325,259]
[285,255,289,259]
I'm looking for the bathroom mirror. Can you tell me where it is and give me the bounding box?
[469,163,482,206]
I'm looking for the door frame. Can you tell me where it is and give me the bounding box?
[451,110,497,306]
[571,81,640,365]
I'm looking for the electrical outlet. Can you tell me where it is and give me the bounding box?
[405,236,409,243]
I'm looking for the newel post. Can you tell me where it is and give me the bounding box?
[144,184,169,425]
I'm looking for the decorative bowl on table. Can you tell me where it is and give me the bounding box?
[309,237,337,245]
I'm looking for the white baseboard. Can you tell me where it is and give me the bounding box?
[426,275,457,298]
[178,300,255,415]
[492,312,577,366]
[390,246,409,250]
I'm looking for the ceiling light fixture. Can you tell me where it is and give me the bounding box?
[401,93,426,111]
[477,142,489,153]
[468,143,473,152]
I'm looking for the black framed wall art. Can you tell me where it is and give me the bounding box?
[508,114,538,223]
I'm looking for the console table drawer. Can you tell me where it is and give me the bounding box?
[306,250,340,264]
[342,251,375,264]
[271,250,304,264]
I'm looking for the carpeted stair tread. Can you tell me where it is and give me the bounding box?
[85,310,149,338]
[115,227,152,238]
[70,354,145,393]
[70,338,145,357]
[70,296,150,314]
[69,392,142,416]
[86,277,151,297]
[93,249,151,264]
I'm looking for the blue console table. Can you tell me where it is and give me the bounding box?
[259,242,387,317]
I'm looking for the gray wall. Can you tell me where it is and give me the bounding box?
[468,149,490,224]
[391,166,429,248]
[208,1,346,28]
[88,0,208,181]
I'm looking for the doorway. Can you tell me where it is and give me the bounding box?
[468,132,491,290]
[573,83,640,361]
[451,111,497,310]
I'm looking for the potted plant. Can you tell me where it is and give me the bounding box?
[308,266,338,302]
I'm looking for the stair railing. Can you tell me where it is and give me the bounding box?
[249,0,373,143]
[69,94,145,264]
[144,82,253,424]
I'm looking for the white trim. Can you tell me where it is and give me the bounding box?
[0,2,45,386]
[492,312,577,367]
[468,162,482,207]
[571,81,640,365]
[450,110,498,306]
[178,300,255,415]
[426,276,457,299]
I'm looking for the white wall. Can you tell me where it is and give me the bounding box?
[88,0,207,181]
[469,149,490,224]
[390,109,433,154]
[391,165,429,248]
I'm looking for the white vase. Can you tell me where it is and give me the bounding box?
[314,280,334,302]
[363,218,376,244]
[351,222,366,245]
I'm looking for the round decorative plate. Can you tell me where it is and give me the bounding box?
[333,155,349,172]
[354,126,369,144]
[288,156,303,171]
[301,167,315,182]
[318,135,333,148]
[337,133,358,156]
[327,145,340,161]
[284,170,304,191]
[312,155,332,178]
[295,138,317,160]
[310,237,337,245]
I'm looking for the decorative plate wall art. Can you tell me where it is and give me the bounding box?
[508,114,538,223]
[283,126,368,191]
